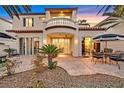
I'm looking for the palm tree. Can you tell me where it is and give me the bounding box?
[1,5,31,18]
[39,44,63,67]
[97,5,124,17]
[97,5,124,28]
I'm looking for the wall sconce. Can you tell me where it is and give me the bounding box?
[43,39,46,44]
[75,39,78,45]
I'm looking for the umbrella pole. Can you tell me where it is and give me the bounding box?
[105,41,107,48]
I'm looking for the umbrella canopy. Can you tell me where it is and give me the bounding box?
[0,32,16,40]
[93,34,124,41]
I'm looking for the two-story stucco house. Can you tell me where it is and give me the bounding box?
[7,8,106,57]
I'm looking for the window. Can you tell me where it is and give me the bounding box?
[23,18,34,27]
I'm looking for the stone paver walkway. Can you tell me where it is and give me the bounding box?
[54,55,124,78]
[11,55,124,78]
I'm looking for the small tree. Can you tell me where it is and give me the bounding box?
[39,44,63,68]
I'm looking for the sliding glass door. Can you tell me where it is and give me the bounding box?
[19,37,39,55]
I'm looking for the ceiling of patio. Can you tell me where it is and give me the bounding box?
[47,32,74,38]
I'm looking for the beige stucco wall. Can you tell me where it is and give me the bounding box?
[107,41,124,51]
[12,15,45,30]
[0,19,12,32]
[0,44,9,56]
[104,22,124,51]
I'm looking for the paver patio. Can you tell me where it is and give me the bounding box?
[11,55,124,78]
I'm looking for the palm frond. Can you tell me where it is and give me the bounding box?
[2,5,13,18]
[98,21,119,27]
[97,5,106,15]
[10,5,20,19]
[97,5,114,15]
[1,5,31,19]
[107,22,120,29]
[103,5,112,15]
[40,44,63,56]
[22,5,31,13]
[15,5,22,14]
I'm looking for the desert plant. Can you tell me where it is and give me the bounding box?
[30,71,44,88]
[2,59,16,75]
[31,57,45,88]
[3,48,14,57]
[39,44,63,69]
[48,61,57,69]
[33,53,46,73]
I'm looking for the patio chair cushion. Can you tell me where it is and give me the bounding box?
[93,52,103,59]
[110,55,124,62]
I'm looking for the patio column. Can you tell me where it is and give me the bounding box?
[29,37,31,55]
[32,37,34,55]
[39,34,43,48]
[73,32,79,57]
[25,37,27,55]
[43,32,47,45]
[78,35,82,56]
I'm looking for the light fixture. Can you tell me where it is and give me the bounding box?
[59,11,64,16]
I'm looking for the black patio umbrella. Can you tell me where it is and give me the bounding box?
[93,34,124,41]
[0,32,16,40]
[93,34,124,48]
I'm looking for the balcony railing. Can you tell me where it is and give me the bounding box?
[45,18,76,28]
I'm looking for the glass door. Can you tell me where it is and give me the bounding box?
[83,37,94,56]
[19,38,25,55]
[52,38,71,54]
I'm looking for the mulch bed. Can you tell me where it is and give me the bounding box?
[0,67,124,88]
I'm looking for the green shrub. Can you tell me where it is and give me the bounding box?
[3,48,15,57]
[104,48,113,53]
[31,71,44,88]
[31,80,44,88]
[48,61,57,69]
[33,53,46,73]
[2,59,16,75]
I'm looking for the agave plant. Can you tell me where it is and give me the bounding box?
[39,44,63,68]
[1,5,31,18]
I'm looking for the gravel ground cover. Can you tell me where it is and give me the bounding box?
[0,67,124,88]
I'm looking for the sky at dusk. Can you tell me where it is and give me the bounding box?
[0,5,112,26]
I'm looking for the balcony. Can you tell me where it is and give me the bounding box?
[45,18,76,30]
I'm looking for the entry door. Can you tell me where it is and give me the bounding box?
[52,38,71,54]
[94,43,100,52]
